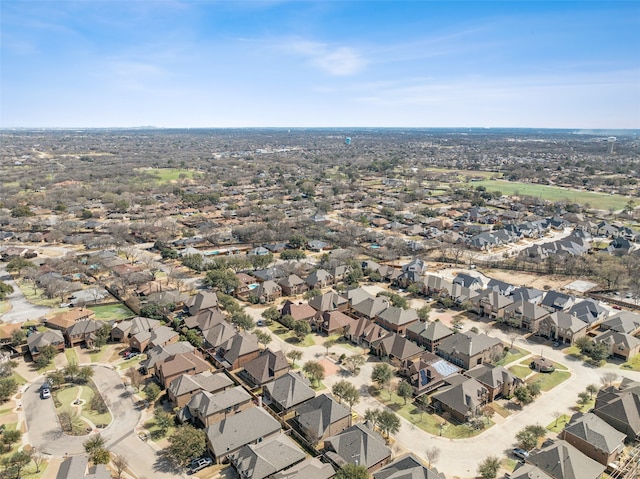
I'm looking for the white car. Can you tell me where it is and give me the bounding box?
[40,387,51,399]
[188,457,213,474]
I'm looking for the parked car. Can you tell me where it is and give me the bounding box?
[124,352,140,360]
[40,387,51,399]
[188,457,213,474]
[513,448,529,460]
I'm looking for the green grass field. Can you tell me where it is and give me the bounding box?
[466,179,631,210]
[0,302,11,315]
[54,384,112,428]
[143,168,195,183]
[88,303,134,321]
[509,365,532,379]
[65,348,78,365]
[621,354,640,371]
[496,347,530,366]
[526,371,571,392]
[546,414,571,433]
[267,323,316,347]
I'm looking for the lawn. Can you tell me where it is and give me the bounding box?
[509,365,533,380]
[88,303,134,321]
[267,323,316,347]
[65,348,78,365]
[526,371,571,392]
[326,334,360,353]
[489,401,512,418]
[546,414,571,433]
[0,422,50,478]
[0,302,10,314]
[496,347,529,366]
[467,179,632,211]
[54,384,112,429]
[371,389,492,439]
[143,168,195,183]
[18,282,59,307]
[621,354,640,371]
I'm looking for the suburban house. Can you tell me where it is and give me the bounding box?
[593,330,640,360]
[373,454,446,479]
[242,349,290,387]
[309,292,349,313]
[186,291,219,315]
[346,318,388,347]
[503,300,550,333]
[405,320,454,352]
[375,306,419,335]
[183,307,227,332]
[263,371,316,414]
[312,310,357,336]
[593,378,640,441]
[155,350,212,388]
[568,300,609,329]
[55,455,111,479]
[271,458,335,479]
[111,316,160,343]
[430,375,489,423]
[401,352,460,396]
[305,269,334,289]
[477,291,514,319]
[278,274,308,296]
[436,332,504,370]
[508,464,553,479]
[45,308,96,332]
[167,371,234,408]
[538,312,588,345]
[205,406,281,464]
[370,333,423,367]
[323,423,392,473]
[294,393,351,444]
[65,319,104,348]
[341,287,375,308]
[560,413,626,466]
[130,325,179,352]
[26,330,65,358]
[230,433,306,479]
[350,297,390,321]
[202,320,237,350]
[599,311,640,336]
[215,331,261,370]
[464,363,519,401]
[540,291,575,313]
[253,280,282,303]
[180,386,253,427]
[140,341,195,375]
[281,301,317,323]
[526,440,606,479]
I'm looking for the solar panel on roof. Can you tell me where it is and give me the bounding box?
[433,359,458,377]
[419,370,429,386]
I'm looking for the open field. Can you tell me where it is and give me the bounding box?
[141,168,195,183]
[496,347,529,366]
[88,303,134,320]
[526,370,571,392]
[468,179,631,211]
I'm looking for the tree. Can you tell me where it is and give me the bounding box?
[293,320,311,342]
[586,384,599,398]
[0,377,17,402]
[144,382,161,403]
[112,454,129,479]
[364,408,380,429]
[2,449,32,478]
[601,372,619,387]
[416,305,431,321]
[84,434,110,464]
[6,257,35,276]
[324,338,337,355]
[424,446,441,468]
[255,330,272,348]
[377,410,400,439]
[343,354,366,375]
[34,344,57,368]
[166,425,206,467]
[288,234,306,249]
[332,380,360,410]
[514,386,533,405]
[47,369,65,389]
[261,306,280,325]
[154,409,173,437]
[281,249,306,260]
[506,327,521,349]
[371,363,393,396]
[527,382,541,398]
[0,281,14,301]
[397,380,413,405]
[9,329,25,347]
[77,365,94,383]
[203,269,240,293]
[302,361,325,387]
[230,311,255,331]
[552,410,563,427]
[286,350,302,367]
[31,448,46,473]
[94,324,111,350]
[335,464,368,479]
[578,391,591,407]
[64,362,80,382]
[516,424,546,450]
[125,366,144,391]
[477,455,500,479]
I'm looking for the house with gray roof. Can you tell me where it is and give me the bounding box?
[253,280,282,303]
[504,300,550,333]
[464,363,519,401]
[272,458,335,479]
[594,330,640,360]
[568,299,609,329]
[600,311,640,336]
[305,269,334,289]
[186,291,219,315]
[436,332,504,370]
[323,423,391,472]
[373,453,446,479]
[452,273,485,290]
[510,286,545,304]
[27,330,65,358]
[560,412,626,466]
[594,379,640,441]
[206,406,281,463]
[538,312,588,345]
[140,341,194,375]
[341,287,375,308]
[243,348,290,387]
[181,385,253,427]
[405,320,454,352]
[430,375,488,423]
[202,319,237,350]
[230,433,306,479]
[509,464,553,479]
[294,393,351,444]
[183,307,227,332]
[168,371,234,407]
[540,292,575,313]
[376,306,419,335]
[526,439,605,479]
[309,291,349,313]
[278,274,308,296]
[112,316,160,343]
[351,297,390,320]
[216,331,261,370]
[371,332,423,367]
[477,291,514,320]
[56,456,111,479]
[264,371,316,413]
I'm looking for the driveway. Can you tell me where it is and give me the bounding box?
[23,365,185,479]
[0,266,52,323]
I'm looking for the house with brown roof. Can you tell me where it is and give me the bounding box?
[281,301,316,322]
[242,349,290,387]
[346,318,388,347]
[312,310,357,336]
[560,413,626,466]
[216,331,261,370]
[183,307,227,331]
[350,297,389,321]
[253,280,282,303]
[130,325,178,352]
[45,308,95,331]
[294,393,351,445]
[401,351,460,396]
[168,371,234,407]
[156,350,212,388]
[305,269,334,289]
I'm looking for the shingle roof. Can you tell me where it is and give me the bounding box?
[295,393,350,441]
[271,458,335,479]
[562,412,626,454]
[206,407,281,457]
[373,453,446,479]
[243,349,289,385]
[527,440,605,479]
[187,386,252,418]
[231,433,306,479]
[264,371,315,410]
[377,306,419,326]
[168,371,233,398]
[324,423,391,469]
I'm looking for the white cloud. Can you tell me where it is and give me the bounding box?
[285,39,367,76]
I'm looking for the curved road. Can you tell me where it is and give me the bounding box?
[23,365,185,478]
[0,266,52,323]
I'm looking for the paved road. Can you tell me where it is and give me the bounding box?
[23,365,185,479]
[0,266,52,323]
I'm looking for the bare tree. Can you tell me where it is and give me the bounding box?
[552,410,563,427]
[112,454,129,479]
[424,446,441,468]
[31,448,46,473]
[506,327,521,349]
[600,372,619,388]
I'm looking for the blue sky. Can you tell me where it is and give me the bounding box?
[2,1,639,128]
